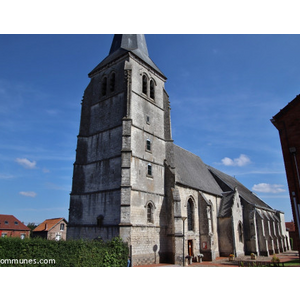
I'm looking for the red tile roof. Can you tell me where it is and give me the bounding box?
[33,218,66,232]
[0,214,30,231]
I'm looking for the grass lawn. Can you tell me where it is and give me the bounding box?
[284,259,300,267]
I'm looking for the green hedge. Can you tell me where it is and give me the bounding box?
[0,237,128,267]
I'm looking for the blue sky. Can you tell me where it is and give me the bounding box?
[0,34,299,225]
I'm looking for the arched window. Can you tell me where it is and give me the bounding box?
[187,199,194,231]
[147,203,153,223]
[102,77,107,96]
[109,73,115,92]
[142,75,147,95]
[150,80,155,99]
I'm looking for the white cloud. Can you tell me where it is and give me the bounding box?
[221,154,251,167]
[252,183,285,194]
[15,158,37,169]
[19,191,37,198]
[0,173,14,179]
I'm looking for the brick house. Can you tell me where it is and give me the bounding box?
[0,214,30,239]
[33,218,67,241]
[272,94,300,255]
[286,221,299,251]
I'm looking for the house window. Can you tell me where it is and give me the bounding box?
[147,164,152,176]
[147,203,153,223]
[60,223,65,231]
[102,77,107,96]
[110,73,115,92]
[1,233,7,237]
[146,139,151,152]
[14,221,18,225]
[187,199,194,231]
[150,80,155,99]
[142,75,147,95]
[20,234,25,239]
[4,221,8,225]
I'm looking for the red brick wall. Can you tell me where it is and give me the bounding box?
[272,96,300,254]
[1,230,30,238]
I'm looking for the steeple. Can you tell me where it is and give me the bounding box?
[109,34,149,56]
[89,34,165,78]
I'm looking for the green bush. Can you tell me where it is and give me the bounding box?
[0,237,128,267]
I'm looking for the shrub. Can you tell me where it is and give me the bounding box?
[0,237,128,267]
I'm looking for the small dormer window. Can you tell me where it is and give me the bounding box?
[4,221,8,225]
[142,75,147,95]
[150,80,155,100]
[14,221,18,225]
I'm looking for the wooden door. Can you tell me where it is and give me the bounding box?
[188,240,193,256]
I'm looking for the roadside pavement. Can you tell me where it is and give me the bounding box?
[134,250,299,267]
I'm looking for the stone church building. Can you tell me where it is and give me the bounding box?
[67,34,290,265]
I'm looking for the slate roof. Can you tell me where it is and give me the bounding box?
[89,34,165,78]
[33,218,66,232]
[0,214,30,231]
[173,145,223,196]
[218,191,235,218]
[208,166,273,210]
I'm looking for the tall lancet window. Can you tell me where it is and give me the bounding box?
[147,203,153,223]
[187,199,194,231]
[110,73,115,92]
[150,80,155,100]
[142,75,147,95]
[102,77,107,96]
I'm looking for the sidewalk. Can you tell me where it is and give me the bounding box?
[134,251,299,267]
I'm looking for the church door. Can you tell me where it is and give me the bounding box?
[188,240,193,256]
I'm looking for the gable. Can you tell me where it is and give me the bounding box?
[34,218,66,232]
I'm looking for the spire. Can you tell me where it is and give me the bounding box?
[109,34,149,57]
[89,34,165,78]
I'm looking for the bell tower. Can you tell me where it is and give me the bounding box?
[67,34,173,264]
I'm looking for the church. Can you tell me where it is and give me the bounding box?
[67,34,290,266]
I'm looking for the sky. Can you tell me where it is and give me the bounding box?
[0,34,299,225]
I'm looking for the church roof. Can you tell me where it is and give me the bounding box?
[173,145,223,196]
[218,191,235,218]
[208,166,273,210]
[89,34,165,78]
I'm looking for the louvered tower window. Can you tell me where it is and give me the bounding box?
[142,75,147,94]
